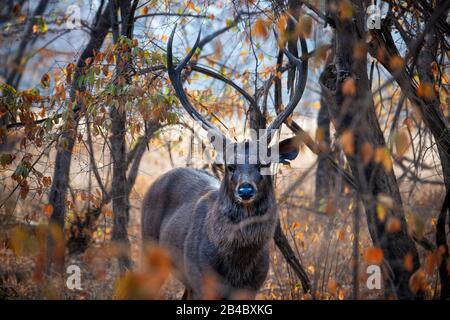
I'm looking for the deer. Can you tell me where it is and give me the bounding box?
[141,25,307,299]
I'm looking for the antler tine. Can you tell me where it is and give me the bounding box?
[264,36,308,142]
[167,25,229,144]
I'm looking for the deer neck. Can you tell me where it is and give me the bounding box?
[206,181,278,253]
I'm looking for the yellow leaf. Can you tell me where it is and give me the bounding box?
[374,147,393,172]
[377,203,386,221]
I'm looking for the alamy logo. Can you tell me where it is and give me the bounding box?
[66,5,81,29]
[366,4,381,30]
[66,264,82,290]
[366,265,381,290]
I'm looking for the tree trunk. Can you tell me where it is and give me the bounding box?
[46,1,112,275]
[320,0,420,299]
[109,0,138,273]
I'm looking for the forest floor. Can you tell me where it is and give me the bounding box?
[0,178,444,300]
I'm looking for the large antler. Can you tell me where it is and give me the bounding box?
[264,36,308,143]
[167,25,230,145]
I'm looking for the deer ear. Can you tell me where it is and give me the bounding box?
[277,136,301,164]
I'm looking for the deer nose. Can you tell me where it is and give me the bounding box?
[237,183,256,200]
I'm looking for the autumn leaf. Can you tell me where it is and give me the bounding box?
[341,130,354,155]
[43,204,54,217]
[362,142,374,165]
[13,3,21,16]
[374,147,393,172]
[394,129,410,158]
[66,63,75,83]
[417,83,435,99]
[353,42,367,60]
[409,269,426,294]
[295,16,312,38]
[404,253,414,272]
[338,0,353,21]
[328,279,338,295]
[376,203,387,222]
[338,289,346,300]
[386,217,401,233]
[337,229,345,241]
[140,6,149,15]
[39,107,46,118]
[341,78,356,96]
[363,247,384,265]
[42,176,51,187]
[40,73,50,88]
[253,18,268,39]
[389,55,404,71]
[277,14,288,32]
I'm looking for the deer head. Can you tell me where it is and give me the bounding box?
[167,25,306,206]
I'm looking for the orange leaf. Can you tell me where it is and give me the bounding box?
[386,217,401,233]
[341,130,354,155]
[328,280,338,295]
[362,142,374,165]
[140,6,149,15]
[363,247,384,265]
[409,269,426,294]
[338,0,353,21]
[291,221,301,230]
[295,16,312,38]
[404,253,414,272]
[43,204,54,217]
[417,83,435,99]
[342,78,356,96]
[374,147,393,172]
[253,18,268,39]
[389,55,404,71]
